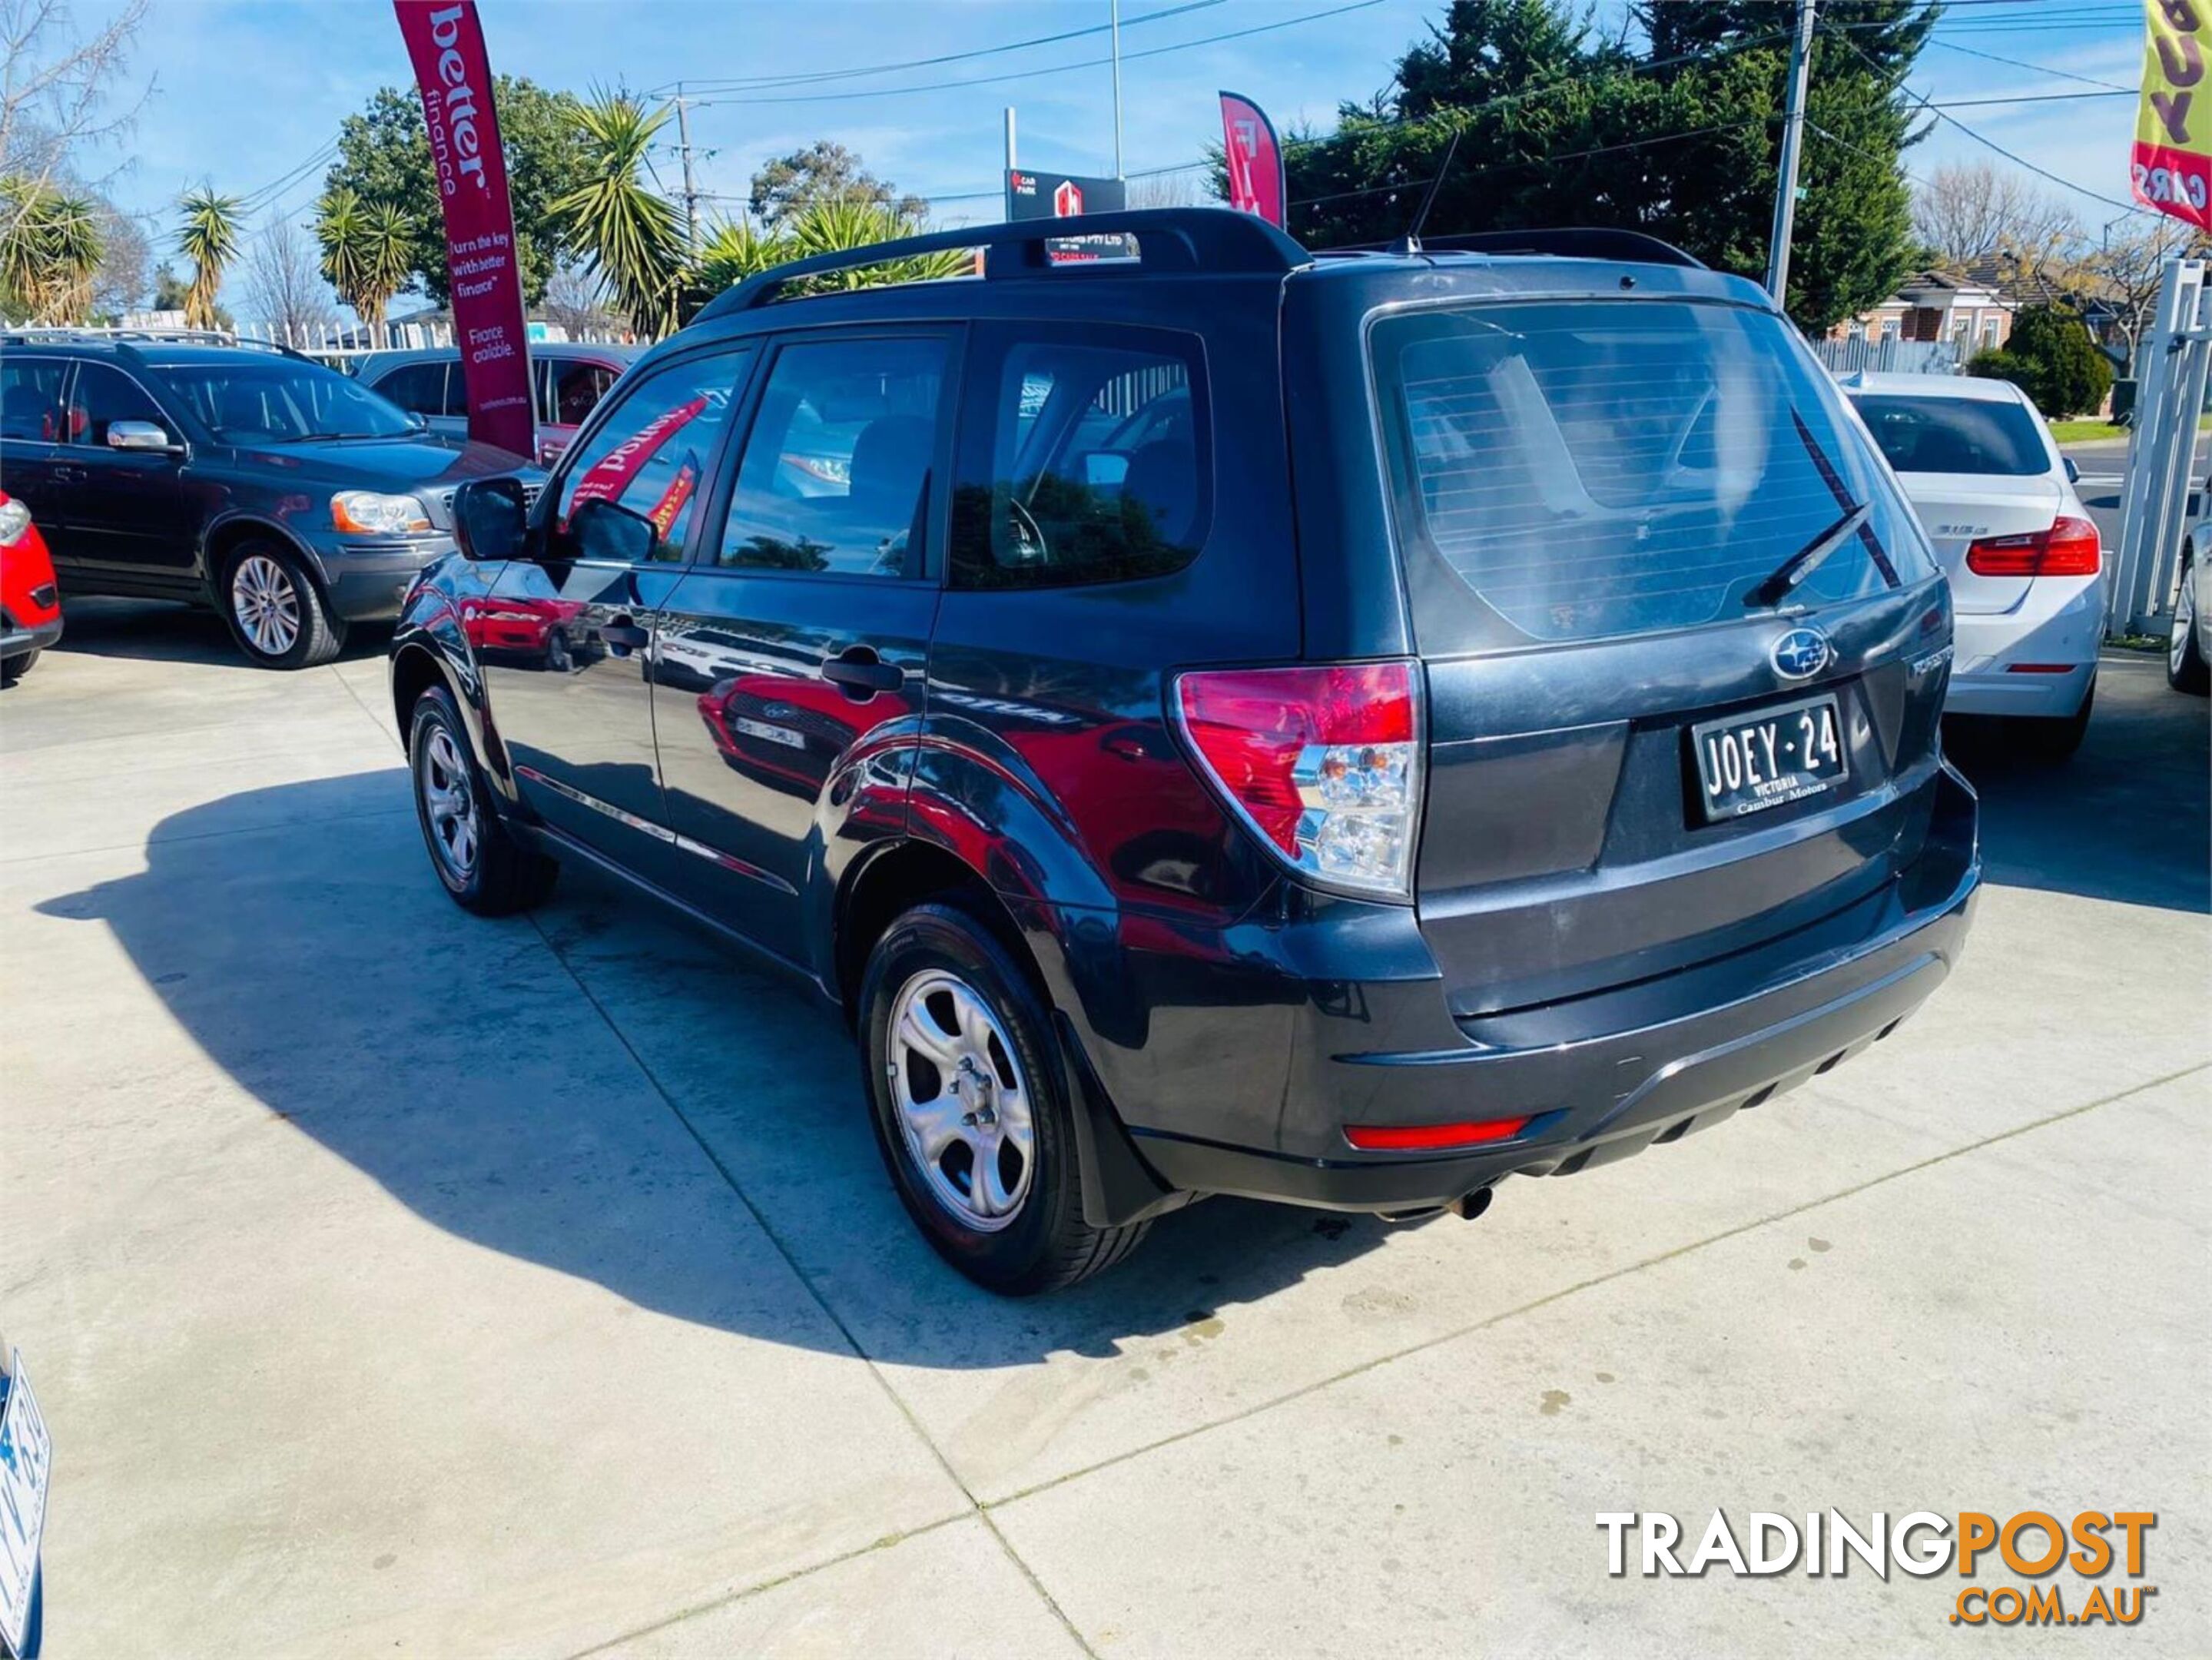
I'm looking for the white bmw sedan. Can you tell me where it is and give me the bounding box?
[1844,373,2102,759]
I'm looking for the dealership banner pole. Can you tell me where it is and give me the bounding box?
[392,0,534,460]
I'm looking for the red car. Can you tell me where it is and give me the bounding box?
[0,490,61,686]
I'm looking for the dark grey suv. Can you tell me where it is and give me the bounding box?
[391,211,1981,1293]
[0,334,536,667]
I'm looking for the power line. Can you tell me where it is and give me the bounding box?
[1826,26,2152,218]
[656,0,1225,96]
[685,0,1384,108]
[1922,37,2136,92]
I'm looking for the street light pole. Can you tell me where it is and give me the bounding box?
[1110,0,1124,180]
[1766,0,1817,307]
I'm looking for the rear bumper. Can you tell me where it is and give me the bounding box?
[1946,581,2100,718]
[1116,762,1981,1213]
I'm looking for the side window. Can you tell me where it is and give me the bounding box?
[551,348,752,563]
[951,330,1207,590]
[376,361,447,419]
[549,360,617,427]
[68,364,171,447]
[0,357,70,442]
[718,335,947,577]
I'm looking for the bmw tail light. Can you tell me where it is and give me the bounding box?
[1965,516,2100,577]
[1174,661,1422,898]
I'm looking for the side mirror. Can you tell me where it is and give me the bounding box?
[568,496,659,565]
[408,410,429,431]
[452,476,530,563]
[108,420,178,453]
[2063,456,2080,484]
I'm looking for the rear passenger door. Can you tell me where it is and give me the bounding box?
[653,328,954,969]
[0,355,74,566]
[375,360,464,440]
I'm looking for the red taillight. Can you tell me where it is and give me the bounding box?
[1174,662,1421,896]
[1965,515,2100,578]
[1345,1116,1532,1152]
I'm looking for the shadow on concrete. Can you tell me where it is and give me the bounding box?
[35,769,1396,1363]
[1942,652,2209,914]
[51,596,392,666]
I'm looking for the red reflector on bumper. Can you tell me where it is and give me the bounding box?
[1344,1117,1532,1152]
[2005,663,2075,674]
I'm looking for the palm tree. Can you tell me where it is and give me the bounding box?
[0,181,104,323]
[315,190,414,345]
[678,217,788,323]
[552,91,683,337]
[177,186,242,330]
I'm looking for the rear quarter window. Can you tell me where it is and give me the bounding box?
[1369,299,1932,651]
[950,325,1208,591]
[1846,392,2051,476]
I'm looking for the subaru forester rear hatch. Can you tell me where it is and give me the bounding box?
[1365,294,1948,1018]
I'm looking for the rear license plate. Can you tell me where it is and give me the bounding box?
[1691,693,1846,821]
[0,1350,51,1659]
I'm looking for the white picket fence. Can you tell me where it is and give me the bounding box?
[1811,337,1967,377]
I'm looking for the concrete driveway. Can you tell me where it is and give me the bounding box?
[4,602,2207,1658]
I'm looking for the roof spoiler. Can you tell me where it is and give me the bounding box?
[694,208,1311,322]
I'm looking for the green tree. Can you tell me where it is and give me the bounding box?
[0,178,104,321]
[313,188,413,342]
[552,90,685,337]
[1968,306,2114,419]
[1283,0,1937,331]
[321,78,586,307]
[174,185,240,330]
[748,141,926,233]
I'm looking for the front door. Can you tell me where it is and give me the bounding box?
[51,362,194,583]
[655,330,953,968]
[0,356,74,569]
[480,344,756,877]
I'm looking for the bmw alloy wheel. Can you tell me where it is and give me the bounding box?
[886,970,1036,1231]
[231,553,301,657]
[417,725,479,880]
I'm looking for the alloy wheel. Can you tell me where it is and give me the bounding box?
[886,970,1036,1232]
[2174,574,2196,676]
[232,554,301,657]
[417,725,480,879]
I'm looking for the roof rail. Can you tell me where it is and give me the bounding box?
[695,207,1309,322]
[1320,227,1705,269]
[0,325,309,358]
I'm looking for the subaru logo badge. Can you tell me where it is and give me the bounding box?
[1771,626,1831,680]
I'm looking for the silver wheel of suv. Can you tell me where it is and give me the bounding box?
[416,725,479,879]
[886,969,1036,1232]
[231,553,302,657]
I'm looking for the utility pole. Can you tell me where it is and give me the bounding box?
[675,81,700,251]
[1765,0,1816,307]
[1110,0,1125,179]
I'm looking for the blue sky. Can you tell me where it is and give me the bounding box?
[71,0,2154,282]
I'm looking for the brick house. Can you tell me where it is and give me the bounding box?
[1825,267,2016,350]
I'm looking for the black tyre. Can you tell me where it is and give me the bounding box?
[2014,680,2094,763]
[221,540,344,669]
[0,647,36,686]
[407,684,559,915]
[859,902,1150,1295]
[2171,553,2210,695]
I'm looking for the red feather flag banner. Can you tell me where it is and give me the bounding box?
[1220,91,1288,229]
[392,0,536,458]
[2134,0,2212,230]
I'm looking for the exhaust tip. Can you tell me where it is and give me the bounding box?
[1448,1187,1494,1222]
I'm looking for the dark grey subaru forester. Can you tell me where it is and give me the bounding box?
[392,210,1979,1294]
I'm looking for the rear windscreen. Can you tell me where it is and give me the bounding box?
[1369,300,1932,651]
[1846,392,2050,476]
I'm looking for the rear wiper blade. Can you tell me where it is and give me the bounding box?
[1744,501,1872,609]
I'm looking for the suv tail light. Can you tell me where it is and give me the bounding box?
[1174,661,1422,898]
[1965,515,2100,577]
